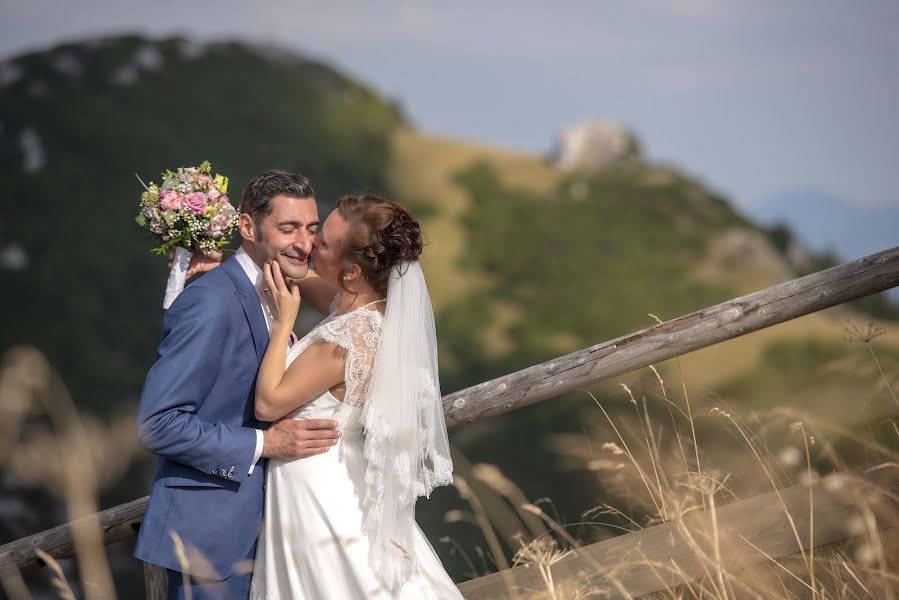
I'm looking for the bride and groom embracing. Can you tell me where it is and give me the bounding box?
[134,170,463,599]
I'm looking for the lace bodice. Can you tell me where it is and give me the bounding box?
[287,300,383,409]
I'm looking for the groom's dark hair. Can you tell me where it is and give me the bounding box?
[240,170,314,224]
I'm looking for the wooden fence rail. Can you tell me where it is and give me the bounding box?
[0,496,149,572]
[1,245,898,596]
[457,463,899,598]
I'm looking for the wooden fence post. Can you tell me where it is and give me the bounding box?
[143,561,167,600]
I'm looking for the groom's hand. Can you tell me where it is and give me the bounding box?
[261,419,340,460]
[167,249,224,279]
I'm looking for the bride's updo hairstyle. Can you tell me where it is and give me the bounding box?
[336,194,423,295]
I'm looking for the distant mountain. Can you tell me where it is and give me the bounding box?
[750,189,898,261]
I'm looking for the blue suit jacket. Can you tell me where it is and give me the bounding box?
[134,255,271,579]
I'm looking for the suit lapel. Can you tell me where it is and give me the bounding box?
[222,255,269,360]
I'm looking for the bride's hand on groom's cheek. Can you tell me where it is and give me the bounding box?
[263,261,302,323]
[166,249,224,279]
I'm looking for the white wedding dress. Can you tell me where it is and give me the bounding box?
[250,304,462,600]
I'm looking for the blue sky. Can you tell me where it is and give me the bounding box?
[2,0,898,224]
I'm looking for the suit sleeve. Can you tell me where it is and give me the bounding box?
[137,283,258,483]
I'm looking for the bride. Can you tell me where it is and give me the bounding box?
[247,194,462,599]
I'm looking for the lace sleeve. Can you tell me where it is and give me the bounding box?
[315,310,382,408]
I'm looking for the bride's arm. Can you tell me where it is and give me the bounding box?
[254,262,345,421]
[255,342,345,421]
[293,269,339,315]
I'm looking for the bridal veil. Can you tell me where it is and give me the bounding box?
[359,261,454,591]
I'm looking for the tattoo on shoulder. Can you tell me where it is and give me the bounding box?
[330,344,347,360]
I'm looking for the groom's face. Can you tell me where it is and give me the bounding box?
[243,194,319,279]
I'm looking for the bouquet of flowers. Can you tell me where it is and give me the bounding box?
[135,161,237,308]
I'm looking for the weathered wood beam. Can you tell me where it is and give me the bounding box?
[0,496,148,571]
[457,463,899,599]
[443,245,899,428]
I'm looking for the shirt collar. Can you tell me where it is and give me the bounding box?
[235,247,297,342]
[234,246,263,290]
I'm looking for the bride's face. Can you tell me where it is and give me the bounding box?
[311,211,349,285]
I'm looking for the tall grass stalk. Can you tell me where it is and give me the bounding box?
[797,422,818,599]
[453,474,520,599]
[34,550,75,600]
[0,560,31,600]
[586,387,665,517]
[0,347,116,599]
[845,321,898,410]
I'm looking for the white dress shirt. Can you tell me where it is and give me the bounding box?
[234,247,275,474]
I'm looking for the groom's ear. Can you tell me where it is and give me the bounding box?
[239,213,256,242]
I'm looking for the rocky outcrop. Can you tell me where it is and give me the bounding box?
[549,118,640,173]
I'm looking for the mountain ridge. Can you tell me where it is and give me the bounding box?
[752,188,899,263]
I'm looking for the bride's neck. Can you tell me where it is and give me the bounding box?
[336,284,383,313]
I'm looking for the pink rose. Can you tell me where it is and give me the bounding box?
[184,192,208,215]
[159,189,183,211]
[207,213,231,238]
[207,187,221,200]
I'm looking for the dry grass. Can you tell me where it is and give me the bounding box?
[0,346,141,600]
[3,332,898,599]
[448,331,899,599]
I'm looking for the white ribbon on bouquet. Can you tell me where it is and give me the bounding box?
[163,246,191,309]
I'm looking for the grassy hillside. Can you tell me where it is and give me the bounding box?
[388,128,559,312]
[390,129,899,393]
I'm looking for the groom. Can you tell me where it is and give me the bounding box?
[134,170,340,599]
